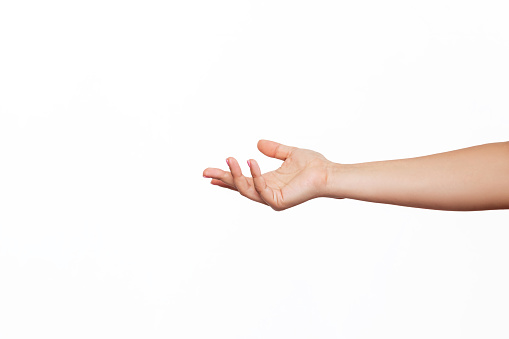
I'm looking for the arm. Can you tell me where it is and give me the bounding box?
[203,140,509,211]
[325,141,509,211]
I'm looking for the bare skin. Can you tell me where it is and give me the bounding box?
[203,139,509,211]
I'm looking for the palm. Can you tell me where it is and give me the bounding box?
[263,157,323,201]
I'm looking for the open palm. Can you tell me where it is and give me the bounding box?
[203,139,333,211]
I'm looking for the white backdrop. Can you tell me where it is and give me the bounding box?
[1,1,509,338]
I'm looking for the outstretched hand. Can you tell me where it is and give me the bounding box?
[203,140,334,211]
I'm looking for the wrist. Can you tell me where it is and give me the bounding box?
[324,162,350,199]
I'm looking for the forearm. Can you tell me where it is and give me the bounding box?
[325,141,509,211]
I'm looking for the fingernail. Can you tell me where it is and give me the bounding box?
[226,158,229,166]
[247,160,251,167]
[203,174,209,178]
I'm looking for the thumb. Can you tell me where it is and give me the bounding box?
[257,139,296,161]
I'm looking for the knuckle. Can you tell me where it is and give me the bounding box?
[221,171,232,181]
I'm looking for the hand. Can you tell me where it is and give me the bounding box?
[203,139,334,211]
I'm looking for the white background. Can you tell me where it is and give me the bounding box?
[1,1,509,338]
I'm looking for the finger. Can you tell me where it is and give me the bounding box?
[204,167,259,195]
[257,139,296,161]
[227,157,267,204]
[210,179,237,191]
[203,168,235,186]
[248,159,281,210]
